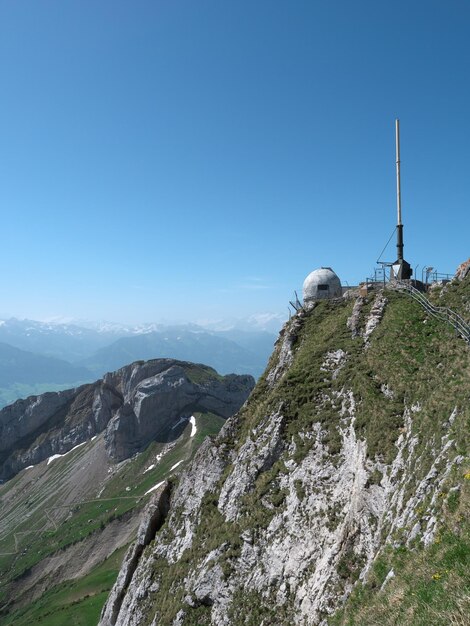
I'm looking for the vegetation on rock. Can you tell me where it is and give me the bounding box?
[100,276,469,625]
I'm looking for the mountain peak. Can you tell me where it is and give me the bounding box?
[0,358,254,481]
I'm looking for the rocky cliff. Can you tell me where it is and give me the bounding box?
[100,273,470,625]
[0,359,254,481]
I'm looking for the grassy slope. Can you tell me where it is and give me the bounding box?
[330,482,470,626]
[427,273,470,324]
[0,441,134,594]
[135,284,469,625]
[0,411,226,625]
[0,546,127,626]
[329,280,470,625]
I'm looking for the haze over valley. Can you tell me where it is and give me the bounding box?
[0,316,280,407]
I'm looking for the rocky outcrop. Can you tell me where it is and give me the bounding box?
[0,388,77,453]
[98,435,230,626]
[100,481,172,626]
[455,257,470,280]
[0,382,121,479]
[347,296,364,337]
[105,360,254,461]
[0,359,254,480]
[266,315,304,387]
[363,293,387,345]
[217,409,286,522]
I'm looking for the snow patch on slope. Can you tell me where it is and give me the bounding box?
[145,481,165,496]
[46,442,86,465]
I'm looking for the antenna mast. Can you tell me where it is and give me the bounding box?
[396,119,404,262]
[392,118,412,280]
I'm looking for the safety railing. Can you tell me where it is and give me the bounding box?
[389,279,470,345]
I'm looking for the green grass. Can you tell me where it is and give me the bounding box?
[0,441,137,586]
[227,589,294,625]
[0,495,137,587]
[427,273,470,323]
[0,545,127,626]
[191,412,226,445]
[182,363,223,385]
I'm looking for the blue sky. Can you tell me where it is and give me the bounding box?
[1,1,469,325]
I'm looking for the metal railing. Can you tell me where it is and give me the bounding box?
[389,279,470,345]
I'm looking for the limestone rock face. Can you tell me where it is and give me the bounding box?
[0,359,254,480]
[0,388,77,453]
[100,481,172,626]
[104,361,254,461]
[0,382,121,480]
[101,436,230,626]
[266,315,304,387]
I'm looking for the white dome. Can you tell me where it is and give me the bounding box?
[303,267,342,302]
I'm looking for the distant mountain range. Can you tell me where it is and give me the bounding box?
[0,341,90,385]
[0,318,128,361]
[81,327,275,378]
[0,318,279,407]
[0,342,92,407]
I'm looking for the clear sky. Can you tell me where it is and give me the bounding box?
[1,1,469,325]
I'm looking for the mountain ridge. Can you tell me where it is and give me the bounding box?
[0,341,91,386]
[0,320,276,407]
[0,358,254,482]
[98,272,469,625]
[81,329,273,380]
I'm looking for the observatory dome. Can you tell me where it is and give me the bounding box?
[303,267,342,302]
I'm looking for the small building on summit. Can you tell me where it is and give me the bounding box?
[303,267,342,303]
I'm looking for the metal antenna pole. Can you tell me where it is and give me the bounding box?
[396,119,402,226]
[396,119,404,262]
